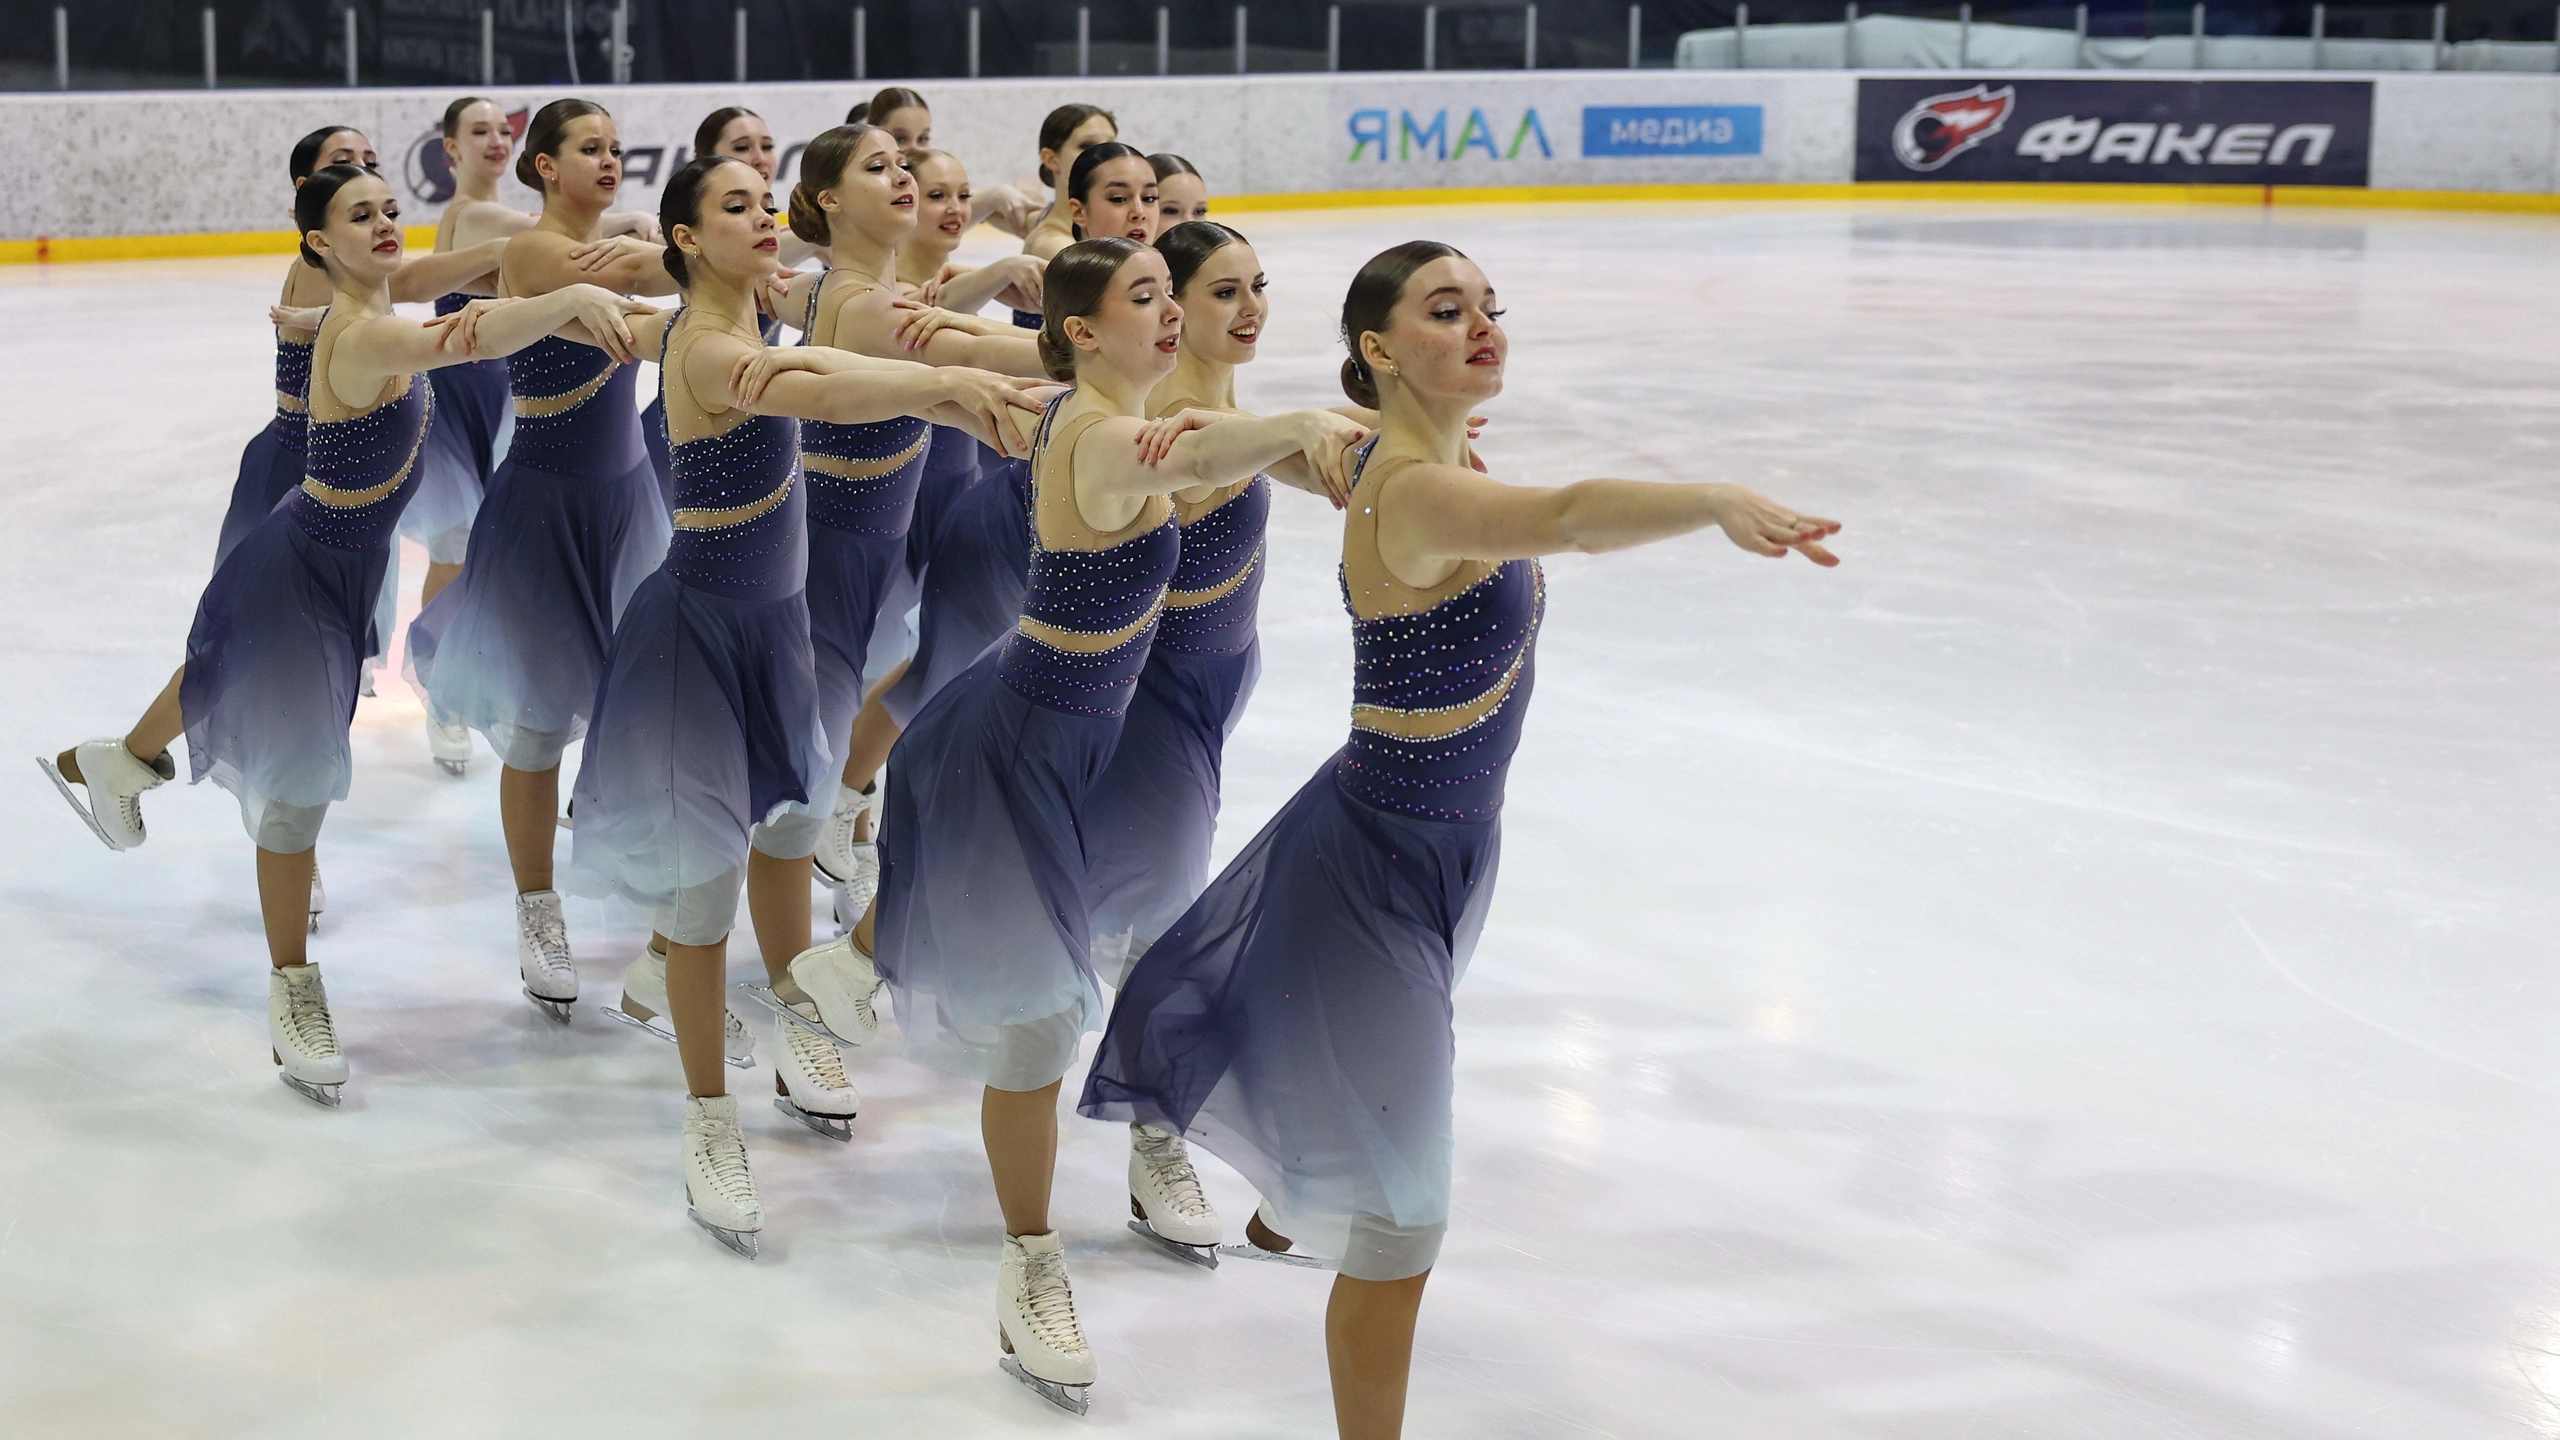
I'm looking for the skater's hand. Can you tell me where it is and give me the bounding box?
[1710,486,1840,566]
[562,285,652,365]
[943,368,1054,460]
[436,299,501,355]
[729,346,831,408]
[599,210,663,244]
[889,301,978,352]
[565,233,660,274]
[916,261,966,308]
[977,183,1043,238]
[1294,410,1370,510]
[269,304,328,333]
[1465,414,1490,473]
[1134,409,1221,469]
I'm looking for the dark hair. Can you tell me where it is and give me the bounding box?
[1339,240,1467,408]
[785,123,885,249]
[295,163,376,270]
[1037,237,1147,382]
[659,155,753,290]
[1147,153,1201,184]
[1036,103,1116,187]
[517,98,609,190]
[290,125,362,184]
[693,106,760,161]
[440,96,496,139]
[1156,221,1247,295]
[1065,142,1148,239]
[862,86,929,124]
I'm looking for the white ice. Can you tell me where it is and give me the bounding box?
[2,201,2555,1437]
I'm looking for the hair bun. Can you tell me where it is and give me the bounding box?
[1340,356,1378,409]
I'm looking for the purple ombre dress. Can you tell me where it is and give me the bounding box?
[183,368,435,850]
[1080,476,1270,972]
[1081,440,1546,1280]
[797,275,933,756]
[212,325,313,565]
[873,396,1178,1089]
[406,335,670,771]
[879,451,1034,727]
[567,329,829,942]
[396,291,511,561]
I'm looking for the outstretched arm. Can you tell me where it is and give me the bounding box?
[930,255,1045,318]
[835,285,1045,379]
[510,228,678,298]
[1082,408,1369,505]
[729,344,1054,457]
[1374,463,1840,575]
[389,238,511,303]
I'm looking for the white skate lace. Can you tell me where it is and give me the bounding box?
[697,1117,754,1203]
[1135,1129,1212,1218]
[1018,1248,1088,1355]
[723,1010,753,1059]
[522,906,572,977]
[786,1006,852,1090]
[282,973,340,1059]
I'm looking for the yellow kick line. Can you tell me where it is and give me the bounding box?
[7,184,2558,264]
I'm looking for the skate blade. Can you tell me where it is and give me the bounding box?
[740,984,866,1049]
[998,1354,1091,1416]
[523,989,575,1026]
[36,756,126,852]
[1127,1219,1219,1269]
[774,1095,854,1142]
[433,759,467,777]
[279,1071,344,1108]
[688,1207,760,1259]
[1215,1241,1330,1270]
[601,1003,754,1067]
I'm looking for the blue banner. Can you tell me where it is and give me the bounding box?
[1581,106,1764,159]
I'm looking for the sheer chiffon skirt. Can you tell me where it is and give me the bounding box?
[1080,762,1500,1260]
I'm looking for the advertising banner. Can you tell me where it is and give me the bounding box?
[1854,78,2372,187]
[1325,77,1792,189]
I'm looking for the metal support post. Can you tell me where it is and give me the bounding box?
[611,1,628,83]
[855,6,866,78]
[1328,5,1340,70]
[1845,2,1858,68]
[481,8,494,85]
[1628,5,1642,68]
[968,7,981,77]
[203,8,217,88]
[1157,7,1169,74]
[1235,6,1247,73]
[1423,5,1435,69]
[2312,3,2325,68]
[1525,3,1537,68]
[2192,3,2205,69]
[345,5,358,87]
[734,7,748,82]
[53,6,67,90]
[2073,3,2087,69]
[1736,2,1748,67]
[2432,2,2447,69]
[1077,7,1090,75]
[1958,3,1970,67]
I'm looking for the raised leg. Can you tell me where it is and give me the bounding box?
[1326,1270,1431,1440]
[55,663,185,786]
[837,661,908,838]
[499,764,558,893]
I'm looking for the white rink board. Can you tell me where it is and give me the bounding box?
[3,69,2559,241]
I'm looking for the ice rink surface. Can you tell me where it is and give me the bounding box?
[3,200,2556,1438]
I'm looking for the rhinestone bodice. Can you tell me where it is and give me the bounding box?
[505,334,642,479]
[661,319,806,600]
[282,378,433,552]
[1156,478,1268,657]
[796,274,929,534]
[995,398,1179,718]
[270,329,314,449]
[1332,445,1544,823]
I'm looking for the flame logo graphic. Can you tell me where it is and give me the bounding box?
[1890,85,2016,173]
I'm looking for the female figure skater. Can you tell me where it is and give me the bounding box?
[407,99,679,1026]
[1149,153,1210,229]
[860,87,1040,235]
[773,125,1051,921]
[568,155,1045,1253]
[41,165,644,1107]
[827,139,1164,883]
[1011,104,1119,331]
[1080,243,1840,1439]
[812,238,1363,1412]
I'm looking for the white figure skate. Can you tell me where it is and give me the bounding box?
[515,889,577,1024]
[426,717,472,777]
[1126,1123,1221,1268]
[997,1231,1095,1414]
[770,1001,861,1141]
[38,739,172,852]
[744,933,881,1049]
[269,964,348,1108]
[682,1093,760,1258]
[812,780,879,901]
[604,944,752,1067]
[1217,1199,1332,1270]
[307,866,325,933]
